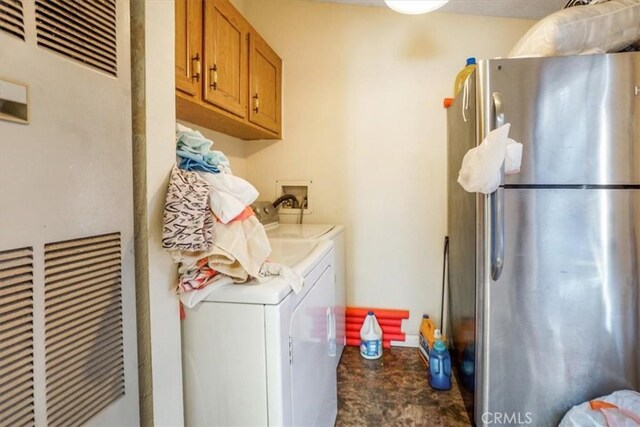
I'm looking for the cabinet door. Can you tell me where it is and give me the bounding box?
[175,0,203,98]
[249,32,282,134]
[202,0,247,118]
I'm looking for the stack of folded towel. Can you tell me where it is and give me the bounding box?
[176,123,231,174]
[163,124,301,308]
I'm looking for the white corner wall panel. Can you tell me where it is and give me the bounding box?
[0,0,138,425]
[141,1,185,425]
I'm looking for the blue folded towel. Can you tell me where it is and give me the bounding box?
[177,131,212,154]
[176,125,231,172]
[178,156,220,174]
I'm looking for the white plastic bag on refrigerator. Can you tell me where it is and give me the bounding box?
[504,138,523,175]
[457,124,522,194]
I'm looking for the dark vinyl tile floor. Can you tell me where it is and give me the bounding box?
[336,346,473,427]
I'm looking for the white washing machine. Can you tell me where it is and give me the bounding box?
[252,202,346,365]
[182,239,338,427]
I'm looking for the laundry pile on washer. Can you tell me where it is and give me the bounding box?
[162,123,297,308]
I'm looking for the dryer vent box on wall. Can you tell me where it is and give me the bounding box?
[275,180,312,215]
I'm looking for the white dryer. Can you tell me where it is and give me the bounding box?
[182,239,338,427]
[251,202,346,364]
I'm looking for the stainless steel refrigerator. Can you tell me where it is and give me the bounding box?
[447,52,639,426]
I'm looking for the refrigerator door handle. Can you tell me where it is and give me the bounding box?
[490,187,504,281]
[491,92,505,281]
[493,91,505,128]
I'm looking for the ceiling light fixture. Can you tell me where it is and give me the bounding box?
[384,0,449,15]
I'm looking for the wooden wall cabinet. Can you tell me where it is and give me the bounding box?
[202,0,247,117]
[175,0,282,140]
[175,0,203,99]
[249,32,282,135]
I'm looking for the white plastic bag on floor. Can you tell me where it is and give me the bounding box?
[457,124,523,194]
[559,390,640,427]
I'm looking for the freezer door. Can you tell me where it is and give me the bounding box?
[480,188,639,426]
[479,52,640,186]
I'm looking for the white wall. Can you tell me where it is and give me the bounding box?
[137,1,184,425]
[234,1,535,336]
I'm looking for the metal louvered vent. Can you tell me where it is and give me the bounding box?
[35,0,117,76]
[0,247,35,427]
[0,0,25,40]
[44,233,124,427]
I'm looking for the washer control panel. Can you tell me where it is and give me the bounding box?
[251,201,279,226]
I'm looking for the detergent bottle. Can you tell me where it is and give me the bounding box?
[418,314,436,365]
[418,314,446,367]
[428,329,452,390]
[360,311,383,359]
[453,57,477,97]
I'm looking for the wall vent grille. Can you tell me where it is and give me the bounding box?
[0,0,25,40]
[44,233,124,427]
[0,246,35,427]
[35,0,117,76]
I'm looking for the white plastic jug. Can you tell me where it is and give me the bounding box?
[360,311,383,359]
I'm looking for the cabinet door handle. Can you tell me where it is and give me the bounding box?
[191,53,201,81]
[253,93,259,113]
[209,64,218,90]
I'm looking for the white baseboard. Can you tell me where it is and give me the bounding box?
[391,334,419,348]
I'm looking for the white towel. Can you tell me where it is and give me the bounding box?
[179,275,235,308]
[259,262,304,293]
[173,215,271,282]
[179,262,303,308]
[197,172,259,223]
